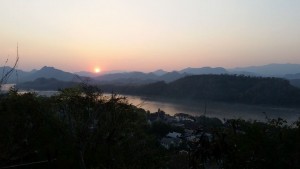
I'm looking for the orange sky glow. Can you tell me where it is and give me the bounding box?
[1,0,300,73]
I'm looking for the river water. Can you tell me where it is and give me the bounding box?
[124,95,300,123]
[20,90,300,123]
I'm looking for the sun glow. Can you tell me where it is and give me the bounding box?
[94,67,101,73]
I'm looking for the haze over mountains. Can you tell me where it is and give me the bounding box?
[2,63,300,88]
[229,63,300,78]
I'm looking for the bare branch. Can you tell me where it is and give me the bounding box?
[0,44,19,86]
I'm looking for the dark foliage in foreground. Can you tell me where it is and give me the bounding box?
[1,85,300,169]
[0,86,165,169]
[182,118,300,169]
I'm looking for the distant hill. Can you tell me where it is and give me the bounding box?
[74,71,98,77]
[289,79,300,88]
[229,64,300,76]
[180,67,227,75]
[228,71,260,77]
[157,71,187,82]
[94,71,188,84]
[152,69,168,76]
[284,73,300,80]
[1,66,94,84]
[13,66,86,83]
[17,77,79,90]
[95,71,157,81]
[73,64,300,84]
[19,66,82,82]
[1,66,186,85]
[4,64,300,87]
[100,75,300,106]
[75,70,126,77]
[0,66,31,83]
[94,67,227,84]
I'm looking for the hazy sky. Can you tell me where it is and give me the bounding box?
[1,0,300,72]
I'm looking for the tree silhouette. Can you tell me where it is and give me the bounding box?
[0,44,19,89]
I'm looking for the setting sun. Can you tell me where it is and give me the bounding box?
[94,67,101,73]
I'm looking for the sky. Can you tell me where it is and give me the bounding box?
[1,0,300,73]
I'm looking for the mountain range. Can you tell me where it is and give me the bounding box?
[2,63,300,89]
[1,66,229,85]
[229,63,300,77]
[1,66,93,83]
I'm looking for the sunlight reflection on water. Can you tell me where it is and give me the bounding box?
[123,95,300,123]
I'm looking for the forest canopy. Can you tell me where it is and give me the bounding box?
[1,84,300,169]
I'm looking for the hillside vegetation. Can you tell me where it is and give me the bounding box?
[100,75,300,106]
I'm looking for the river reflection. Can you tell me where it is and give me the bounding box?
[123,95,300,123]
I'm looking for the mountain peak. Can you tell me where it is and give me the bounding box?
[40,66,56,71]
[180,67,227,75]
[152,69,167,76]
[19,66,76,82]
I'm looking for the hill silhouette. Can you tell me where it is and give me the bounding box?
[180,67,227,74]
[230,63,300,76]
[100,75,300,106]
[20,66,78,82]
[17,77,79,90]
[4,64,300,88]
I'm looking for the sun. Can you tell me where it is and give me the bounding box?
[94,67,101,73]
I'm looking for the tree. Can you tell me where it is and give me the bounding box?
[52,84,103,169]
[0,44,19,88]
[53,84,166,168]
[0,83,166,168]
[0,90,59,168]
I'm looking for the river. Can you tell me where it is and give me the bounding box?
[124,95,300,123]
[19,90,300,123]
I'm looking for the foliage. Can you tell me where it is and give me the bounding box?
[150,121,183,138]
[185,118,300,169]
[0,89,62,168]
[1,85,300,168]
[0,85,166,169]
